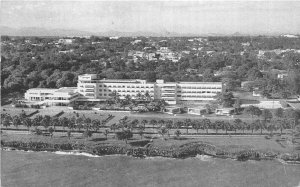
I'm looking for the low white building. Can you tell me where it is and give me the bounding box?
[24,87,79,106]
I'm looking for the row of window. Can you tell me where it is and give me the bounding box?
[179,87,222,89]
[99,89,153,93]
[99,85,154,89]
[178,95,214,98]
[180,91,219,93]
[99,93,154,97]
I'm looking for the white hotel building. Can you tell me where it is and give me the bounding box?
[77,74,223,104]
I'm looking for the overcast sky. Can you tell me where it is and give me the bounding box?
[1,0,300,35]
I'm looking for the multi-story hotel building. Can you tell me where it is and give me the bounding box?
[77,74,223,104]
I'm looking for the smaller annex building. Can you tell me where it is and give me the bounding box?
[24,87,79,106]
[187,107,207,115]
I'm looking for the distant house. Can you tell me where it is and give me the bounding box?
[215,108,235,116]
[187,107,206,115]
[163,106,182,114]
[58,39,74,45]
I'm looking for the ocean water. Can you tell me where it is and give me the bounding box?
[1,150,300,187]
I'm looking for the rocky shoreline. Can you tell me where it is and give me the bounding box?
[1,139,300,163]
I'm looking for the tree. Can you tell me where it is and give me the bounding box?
[275,108,284,119]
[60,117,69,131]
[48,127,54,138]
[137,125,145,139]
[261,109,273,133]
[149,119,157,132]
[174,129,181,139]
[223,121,231,134]
[158,119,165,128]
[245,105,262,122]
[91,119,101,133]
[233,119,242,134]
[83,129,93,140]
[129,119,139,131]
[158,126,168,140]
[241,122,248,134]
[214,91,235,107]
[2,115,11,128]
[162,120,172,137]
[141,119,148,128]
[202,118,211,134]
[213,120,223,134]
[41,116,51,130]
[103,129,109,140]
[115,130,133,144]
[192,120,202,134]
[118,116,129,130]
[51,117,60,132]
[76,116,83,132]
[183,119,192,134]
[83,117,92,130]
[67,130,72,139]
[233,97,241,114]
[110,123,118,133]
[23,118,32,132]
[12,116,21,129]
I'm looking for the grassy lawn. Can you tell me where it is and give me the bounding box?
[2,132,298,154]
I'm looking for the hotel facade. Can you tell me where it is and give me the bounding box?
[77,74,223,104]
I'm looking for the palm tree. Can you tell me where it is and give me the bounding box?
[119,116,129,130]
[261,109,273,134]
[83,117,92,130]
[174,129,181,138]
[41,118,50,131]
[202,118,211,134]
[141,119,148,128]
[110,123,118,133]
[223,121,231,134]
[48,127,54,138]
[137,125,145,139]
[233,119,242,134]
[23,118,32,132]
[213,120,223,134]
[2,115,11,128]
[136,92,142,100]
[149,119,157,133]
[103,129,109,140]
[68,116,76,132]
[245,105,262,123]
[92,119,101,133]
[173,121,182,130]
[165,120,173,137]
[60,117,69,131]
[183,119,191,134]
[12,116,21,129]
[144,91,152,101]
[158,126,168,140]
[192,120,201,134]
[129,119,139,131]
[75,116,83,132]
[241,122,248,134]
[51,117,59,132]
[158,119,165,128]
